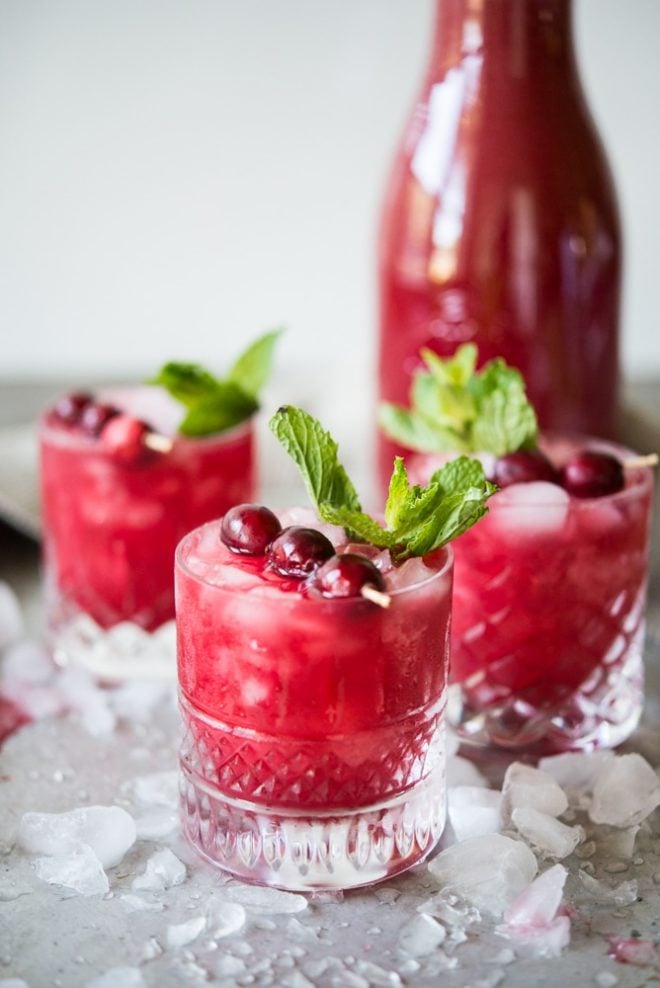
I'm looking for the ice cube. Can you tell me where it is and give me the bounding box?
[447,755,488,788]
[538,751,615,803]
[448,787,501,841]
[497,864,571,958]
[131,770,179,808]
[511,807,584,859]
[354,960,402,986]
[134,809,178,840]
[501,763,568,822]
[589,754,660,827]
[489,482,570,537]
[501,916,571,959]
[132,849,186,891]
[428,834,538,916]
[224,884,307,914]
[214,956,246,977]
[0,582,24,651]
[166,916,207,948]
[578,871,638,906]
[139,938,163,963]
[207,901,246,938]
[111,680,174,722]
[84,967,147,988]
[597,825,639,860]
[607,937,659,965]
[594,974,618,988]
[18,805,136,868]
[386,556,437,593]
[503,864,567,927]
[398,915,446,956]
[56,667,117,737]
[2,640,52,684]
[35,844,109,896]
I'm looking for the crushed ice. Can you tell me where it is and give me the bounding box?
[3,579,660,980]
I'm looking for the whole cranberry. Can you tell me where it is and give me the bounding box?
[53,391,93,425]
[314,553,386,599]
[268,527,335,578]
[560,451,625,498]
[492,450,559,488]
[101,414,152,463]
[221,504,282,555]
[80,402,121,437]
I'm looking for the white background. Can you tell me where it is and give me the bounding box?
[0,0,658,385]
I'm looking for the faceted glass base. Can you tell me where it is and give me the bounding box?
[179,691,448,891]
[449,630,644,754]
[179,763,446,892]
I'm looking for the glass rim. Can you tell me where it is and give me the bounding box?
[412,434,653,508]
[175,517,454,602]
[39,408,253,452]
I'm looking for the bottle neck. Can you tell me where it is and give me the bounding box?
[428,0,578,82]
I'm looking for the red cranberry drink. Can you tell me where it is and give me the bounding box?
[176,406,493,890]
[40,331,279,678]
[382,346,655,752]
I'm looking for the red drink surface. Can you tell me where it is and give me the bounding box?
[377,0,620,489]
[176,513,452,810]
[408,439,652,739]
[40,390,254,631]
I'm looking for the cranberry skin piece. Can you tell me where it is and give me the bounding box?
[53,391,93,425]
[560,451,625,498]
[80,402,121,437]
[314,553,386,599]
[101,414,152,463]
[492,450,559,488]
[268,526,335,578]
[221,504,282,555]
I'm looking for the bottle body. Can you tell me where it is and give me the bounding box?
[378,0,621,484]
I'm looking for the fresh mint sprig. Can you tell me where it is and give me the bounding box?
[379,343,538,457]
[269,405,495,562]
[152,329,281,437]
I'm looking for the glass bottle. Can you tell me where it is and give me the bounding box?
[377,0,621,484]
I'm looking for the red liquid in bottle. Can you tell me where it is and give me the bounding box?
[377,0,621,487]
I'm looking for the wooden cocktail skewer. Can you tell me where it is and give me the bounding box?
[624,453,658,470]
[361,585,392,609]
[144,432,174,453]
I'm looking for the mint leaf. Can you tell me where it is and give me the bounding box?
[227,328,282,399]
[421,343,477,386]
[268,406,361,513]
[379,343,538,456]
[428,455,490,492]
[383,456,494,561]
[384,457,410,530]
[178,383,257,437]
[152,330,281,437]
[151,363,218,407]
[378,402,459,454]
[320,505,393,548]
[269,406,495,560]
[468,359,537,456]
